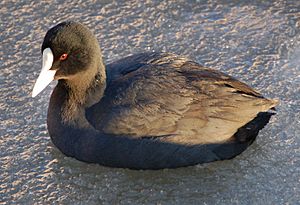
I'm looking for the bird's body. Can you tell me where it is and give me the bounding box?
[33,22,278,169]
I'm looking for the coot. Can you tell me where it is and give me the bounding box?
[32,21,278,169]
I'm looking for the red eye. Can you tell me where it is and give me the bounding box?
[59,53,68,61]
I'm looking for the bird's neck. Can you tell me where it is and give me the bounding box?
[58,60,106,129]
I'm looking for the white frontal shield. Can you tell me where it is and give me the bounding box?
[32,48,56,97]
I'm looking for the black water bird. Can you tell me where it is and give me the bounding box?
[32,21,278,169]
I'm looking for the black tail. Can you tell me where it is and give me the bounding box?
[234,112,275,144]
[212,111,275,160]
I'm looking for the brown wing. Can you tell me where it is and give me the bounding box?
[87,54,278,145]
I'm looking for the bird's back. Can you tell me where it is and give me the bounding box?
[86,53,278,146]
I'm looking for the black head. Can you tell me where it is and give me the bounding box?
[32,21,103,97]
[41,21,101,79]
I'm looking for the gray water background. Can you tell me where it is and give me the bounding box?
[1,0,299,204]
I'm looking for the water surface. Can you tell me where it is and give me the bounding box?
[1,0,299,204]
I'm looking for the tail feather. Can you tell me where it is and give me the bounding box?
[234,112,274,143]
[212,111,275,160]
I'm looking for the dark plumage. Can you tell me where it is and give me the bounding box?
[32,21,278,169]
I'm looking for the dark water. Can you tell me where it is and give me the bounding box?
[1,0,299,204]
